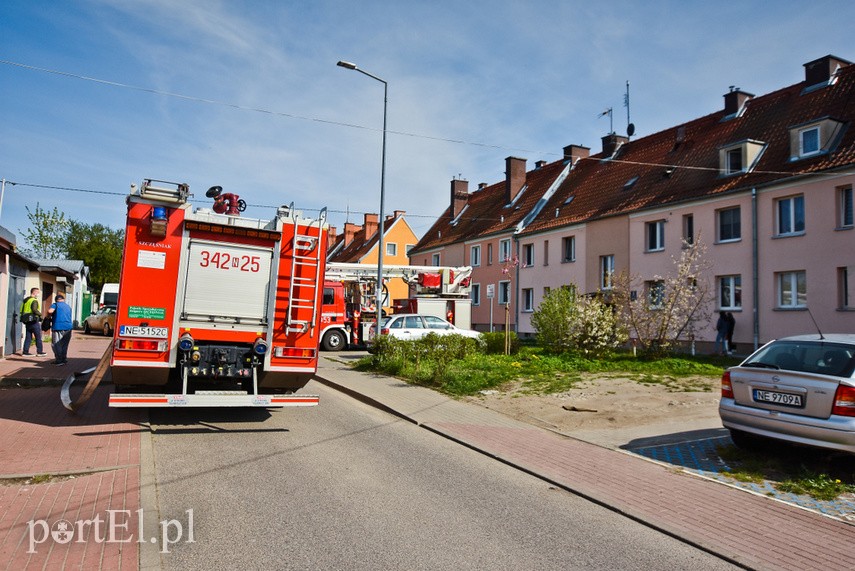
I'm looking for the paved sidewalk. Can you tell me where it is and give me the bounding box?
[0,335,144,570]
[315,354,855,571]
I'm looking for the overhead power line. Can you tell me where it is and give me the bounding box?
[0,59,545,157]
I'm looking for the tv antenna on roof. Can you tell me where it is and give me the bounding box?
[598,107,614,134]
[624,80,635,137]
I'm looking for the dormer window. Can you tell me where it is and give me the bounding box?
[726,148,743,174]
[800,126,820,156]
[719,140,765,176]
[789,117,845,160]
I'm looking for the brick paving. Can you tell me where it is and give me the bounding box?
[0,336,143,570]
[3,340,855,570]
[316,355,855,571]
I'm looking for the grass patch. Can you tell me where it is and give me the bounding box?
[716,443,855,500]
[357,340,733,397]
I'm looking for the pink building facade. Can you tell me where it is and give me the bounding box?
[411,55,855,350]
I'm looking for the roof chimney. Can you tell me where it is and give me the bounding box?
[723,86,754,115]
[505,156,526,204]
[450,179,469,218]
[601,134,628,156]
[804,54,851,87]
[363,213,379,239]
[563,144,590,164]
[343,222,360,246]
[478,182,488,190]
[327,226,337,250]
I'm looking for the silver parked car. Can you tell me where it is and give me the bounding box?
[374,314,481,342]
[719,334,855,453]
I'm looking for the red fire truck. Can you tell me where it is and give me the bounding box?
[319,263,473,350]
[107,179,327,408]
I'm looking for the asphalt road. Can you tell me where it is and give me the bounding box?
[148,381,738,570]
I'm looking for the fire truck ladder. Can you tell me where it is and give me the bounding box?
[286,205,327,336]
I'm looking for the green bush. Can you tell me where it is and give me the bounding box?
[481,331,520,355]
[357,333,483,388]
[531,287,625,356]
[531,287,576,353]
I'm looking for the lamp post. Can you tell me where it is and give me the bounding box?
[337,60,388,341]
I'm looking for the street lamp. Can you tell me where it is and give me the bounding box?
[337,60,388,341]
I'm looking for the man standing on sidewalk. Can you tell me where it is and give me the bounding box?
[48,293,73,365]
[20,287,47,356]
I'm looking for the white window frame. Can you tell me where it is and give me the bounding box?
[646,220,665,252]
[726,146,744,174]
[498,280,511,305]
[682,214,694,245]
[499,238,512,263]
[522,288,534,312]
[600,255,615,290]
[718,275,742,309]
[778,270,807,309]
[386,242,397,256]
[839,186,854,228]
[562,236,576,262]
[799,125,821,157]
[406,244,415,255]
[839,268,851,310]
[522,243,534,267]
[471,283,481,306]
[431,253,440,266]
[776,195,805,236]
[717,206,741,243]
[470,245,481,267]
[646,280,665,309]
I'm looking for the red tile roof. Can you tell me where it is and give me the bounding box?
[412,58,855,250]
[411,159,569,253]
[328,213,408,263]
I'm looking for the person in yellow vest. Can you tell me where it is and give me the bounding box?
[20,287,47,356]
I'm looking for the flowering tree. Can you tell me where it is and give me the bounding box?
[532,285,626,356]
[612,238,714,356]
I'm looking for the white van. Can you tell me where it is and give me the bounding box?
[100,283,120,308]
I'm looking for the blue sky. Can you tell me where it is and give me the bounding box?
[2,0,854,248]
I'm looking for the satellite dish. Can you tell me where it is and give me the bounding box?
[627,123,636,137]
[205,186,223,198]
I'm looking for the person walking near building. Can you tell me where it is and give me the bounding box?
[714,311,728,355]
[725,312,736,355]
[48,293,73,365]
[20,287,47,356]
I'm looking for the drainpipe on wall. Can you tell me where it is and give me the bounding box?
[752,187,759,351]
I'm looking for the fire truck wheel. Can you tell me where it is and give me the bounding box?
[322,330,347,352]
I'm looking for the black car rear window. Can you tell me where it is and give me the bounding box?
[744,341,855,377]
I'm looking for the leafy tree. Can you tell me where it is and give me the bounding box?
[531,285,626,356]
[531,286,577,353]
[65,221,124,291]
[18,203,70,258]
[612,238,714,356]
